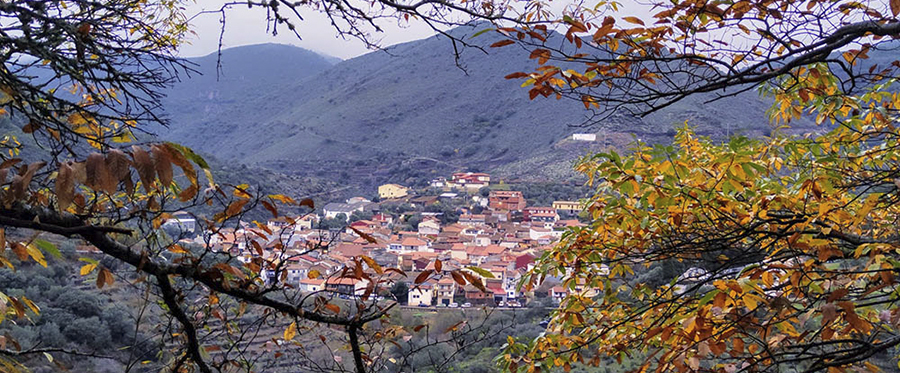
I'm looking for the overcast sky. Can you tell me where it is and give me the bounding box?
[180,2,444,60]
[179,1,654,60]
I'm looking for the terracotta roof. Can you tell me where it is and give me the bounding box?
[401,237,427,246]
[326,277,362,285]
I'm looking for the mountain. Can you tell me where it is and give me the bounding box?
[158,25,817,191]
[159,43,338,132]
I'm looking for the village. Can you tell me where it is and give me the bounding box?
[160,172,601,309]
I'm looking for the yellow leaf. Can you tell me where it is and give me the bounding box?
[80,263,97,276]
[623,16,644,25]
[308,270,320,279]
[283,321,297,341]
[26,244,47,267]
[168,245,189,254]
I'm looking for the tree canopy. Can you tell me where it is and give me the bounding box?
[494,1,900,373]
[2,0,900,372]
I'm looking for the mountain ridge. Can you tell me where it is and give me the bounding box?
[158,24,818,191]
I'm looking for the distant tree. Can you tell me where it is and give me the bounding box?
[349,210,373,222]
[406,214,422,230]
[479,186,491,197]
[390,281,409,305]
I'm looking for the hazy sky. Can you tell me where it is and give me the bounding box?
[179,1,653,60]
[180,2,443,60]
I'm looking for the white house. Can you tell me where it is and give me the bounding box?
[418,218,441,235]
[572,133,597,141]
[408,283,434,306]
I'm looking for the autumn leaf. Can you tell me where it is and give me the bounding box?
[361,256,383,274]
[56,162,75,210]
[131,145,155,192]
[96,267,114,289]
[415,270,433,284]
[450,271,466,286]
[80,263,97,276]
[284,321,297,341]
[622,16,644,25]
[491,39,515,48]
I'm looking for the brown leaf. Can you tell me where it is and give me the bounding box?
[225,199,248,217]
[162,143,197,186]
[821,303,838,324]
[10,242,28,261]
[434,259,442,272]
[178,184,198,202]
[299,198,314,209]
[415,270,433,284]
[21,122,39,134]
[490,39,515,48]
[349,226,378,244]
[324,303,341,314]
[892,0,900,17]
[504,72,530,79]
[56,162,75,210]
[131,146,155,192]
[361,255,383,275]
[413,324,426,332]
[261,200,279,218]
[250,240,264,256]
[462,271,488,292]
[96,267,114,289]
[450,271,466,286]
[385,267,407,277]
[444,320,465,333]
[105,149,131,182]
[0,159,21,170]
[10,162,46,200]
[826,288,849,302]
[623,16,645,25]
[86,153,115,194]
[151,145,173,188]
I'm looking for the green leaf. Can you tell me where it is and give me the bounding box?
[698,289,719,306]
[470,27,495,39]
[466,266,495,278]
[34,239,61,259]
[78,257,99,265]
[165,142,209,169]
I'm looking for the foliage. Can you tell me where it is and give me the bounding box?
[499,1,900,372]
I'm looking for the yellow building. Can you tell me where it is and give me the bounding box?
[378,183,409,199]
[552,200,583,213]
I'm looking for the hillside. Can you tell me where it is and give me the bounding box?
[158,24,818,190]
[159,43,338,133]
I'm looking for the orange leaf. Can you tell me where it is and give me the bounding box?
[450,271,466,286]
[324,303,341,314]
[623,16,645,25]
[490,39,515,48]
[415,270,433,284]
